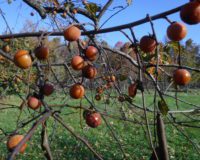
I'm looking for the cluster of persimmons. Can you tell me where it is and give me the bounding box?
[5,0,200,155]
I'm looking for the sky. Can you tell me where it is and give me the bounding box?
[0,0,199,47]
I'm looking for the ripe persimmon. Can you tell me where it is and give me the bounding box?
[139,36,157,53]
[70,84,85,99]
[128,83,137,98]
[82,65,97,79]
[34,46,49,60]
[64,25,81,41]
[86,112,101,128]
[14,50,32,69]
[42,82,54,96]
[180,1,200,25]
[27,96,41,110]
[173,69,191,85]
[167,22,187,41]
[85,46,98,61]
[71,55,84,70]
[7,135,27,153]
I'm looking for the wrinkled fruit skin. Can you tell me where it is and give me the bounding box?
[139,36,157,53]
[128,83,137,98]
[173,69,191,86]
[42,83,54,96]
[85,46,98,61]
[64,25,81,41]
[86,112,101,128]
[71,55,84,70]
[82,65,97,79]
[180,1,200,25]
[14,50,32,69]
[167,22,187,41]
[27,96,41,110]
[70,84,85,99]
[34,46,49,60]
[7,135,27,153]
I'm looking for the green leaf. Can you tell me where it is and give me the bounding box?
[85,3,99,18]
[158,99,169,115]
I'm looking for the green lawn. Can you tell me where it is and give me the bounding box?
[0,92,199,160]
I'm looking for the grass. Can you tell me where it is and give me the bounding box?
[0,91,199,160]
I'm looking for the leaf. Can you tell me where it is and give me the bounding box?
[85,3,99,18]
[126,0,133,5]
[158,99,169,115]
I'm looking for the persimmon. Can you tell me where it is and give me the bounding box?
[167,22,187,41]
[42,82,54,96]
[139,36,157,53]
[2,44,10,53]
[110,75,116,82]
[34,46,49,60]
[180,1,200,25]
[71,55,84,70]
[27,96,41,110]
[70,84,85,99]
[85,46,98,61]
[95,94,101,101]
[96,87,103,94]
[64,25,81,41]
[82,65,97,79]
[128,83,137,98]
[86,112,101,128]
[7,135,27,153]
[173,69,191,85]
[72,8,78,14]
[14,50,32,69]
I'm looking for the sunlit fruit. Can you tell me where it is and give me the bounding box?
[85,46,98,61]
[42,82,54,96]
[27,96,41,110]
[64,25,81,41]
[95,94,101,101]
[70,84,85,99]
[86,112,101,128]
[34,46,49,60]
[7,135,27,153]
[82,65,97,79]
[180,1,200,25]
[173,69,191,85]
[14,50,32,69]
[2,45,10,53]
[110,75,116,82]
[71,55,84,70]
[139,36,157,53]
[128,83,137,98]
[167,22,187,41]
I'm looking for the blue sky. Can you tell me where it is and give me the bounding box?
[0,0,199,46]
